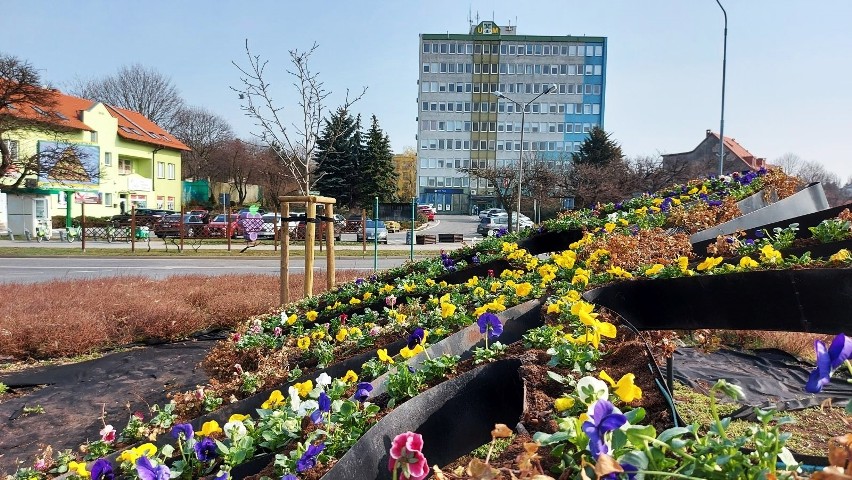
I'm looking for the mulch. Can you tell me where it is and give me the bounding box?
[0,340,214,475]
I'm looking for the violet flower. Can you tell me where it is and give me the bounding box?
[354,382,373,402]
[407,327,425,349]
[581,399,627,459]
[310,392,331,424]
[171,423,194,440]
[477,312,503,339]
[135,456,170,480]
[281,475,297,480]
[194,436,218,462]
[806,333,852,393]
[296,443,325,472]
[91,458,114,480]
[602,462,638,480]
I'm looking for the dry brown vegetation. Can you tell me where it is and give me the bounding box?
[0,271,362,361]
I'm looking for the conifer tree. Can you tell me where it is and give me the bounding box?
[572,126,624,166]
[360,115,398,206]
[314,108,359,209]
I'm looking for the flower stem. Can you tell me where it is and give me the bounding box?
[637,471,707,480]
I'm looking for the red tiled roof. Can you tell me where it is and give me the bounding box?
[103,104,190,151]
[2,83,190,152]
[705,130,756,163]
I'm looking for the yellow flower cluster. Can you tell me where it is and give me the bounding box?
[644,263,664,276]
[500,269,524,280]
[587,248,610,266]
[118,443,157,464]
[294,380,313,397]
[571,267,590,287]
[606,266,633,279]
[377,348,395,364]
[286,313,298,325]
[537,263,558,285]
[552,250,576,269]
[760,244,782,264]
[603,222,616,233]
[342,370,359,383]
[199,419,222,436]
[501,241,519,253]
[566,301,617,349]
[739,256,759,269]
[696,256,723,272]
[381,284,395,293]
[473,296,507,317]
[362,291,373,301]
[569,232,593,250]
[466,276,479,287]
[349,297,361,305]
[600,371,642,402]
[440,302,457,318]
[400,344,425,359]
[677,256,693,275]
[830,249,851,262]
[305,310,318,322]
[297,336,311,350]
[514,282,533,297]
[261,390,285,409]
[391,310,407,324]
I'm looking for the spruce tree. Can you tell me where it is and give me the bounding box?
[314,108,359,208]
[360,115,398,206]
[572,126,624,166]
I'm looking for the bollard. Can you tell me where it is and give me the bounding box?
[24,229,32,241]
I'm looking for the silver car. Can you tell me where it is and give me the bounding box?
[356,220,389,244]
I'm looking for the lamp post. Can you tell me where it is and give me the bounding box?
[494,84,556,232]
[716,0,728,177]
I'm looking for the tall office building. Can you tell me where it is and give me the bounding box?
[417,21,607,214]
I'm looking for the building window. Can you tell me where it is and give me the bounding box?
[167,163,175,180]
[156,196,165,209]
[118,158,132,175]
[157,161,165,178]
[90,131,98,142]
[104,192,113,206]
[167,196,175,210]
[104,152,112,166]
[2,139,18,161]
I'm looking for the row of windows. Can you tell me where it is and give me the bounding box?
[420,81,602,95]
[422,62,602,76]
[421,118,601,133]
[3,142,177,180]
[420,101,602,115]
[419,134,595,152]
[419,176,473,188]
[156,161,176,180]
[422,42,604,58]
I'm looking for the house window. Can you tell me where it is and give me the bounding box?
[34,198,48,219]
[131,194,147,208]
[167,196,175,210]
[104,152,112,166]
[157,162,165,178]
[167,163,175,180]
[90,131,98,142]
[2,140,18,161]
[156,196,164,209]
[104,192,113,206]
[118,158,132,175]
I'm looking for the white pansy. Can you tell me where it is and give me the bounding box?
[316,372,332,387]
[575,376,610,405]
[223,420,247,439]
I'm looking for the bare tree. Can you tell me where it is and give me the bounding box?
[208,139,259,206]
[232,40,366,196]
[255,145,301,209]
[71,64,185,130]
[771,152,804,177]
[171,106,234,181]
[559,157,641,208]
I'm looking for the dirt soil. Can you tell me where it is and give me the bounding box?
[0,340,214,475]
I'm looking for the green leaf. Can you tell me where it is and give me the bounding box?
[215,440,230,454]
[657,426,691,444]
[624,425,656,447]
[547,370,567,384]
[339,401,355,416]
[624,407,645,424]
[618,450,649,470]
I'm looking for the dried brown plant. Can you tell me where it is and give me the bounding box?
[580,228,695,271]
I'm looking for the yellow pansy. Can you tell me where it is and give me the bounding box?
[830,249,851,262]
[310,330,327,340]
[335,327,348,342]
[342,370,359,383]
[297,336,311,350]
[68,460,89,478]
[606,266,633,279]
[349,297,362,305]
[687,186,698,195]
[229,413,250,423]
[645,264,664,276]
[490,281,503,293]
[287,313,298,325]
[604,222,616,233]
[649,205,661,213]
[501,241,518,253]
[599,370,643,403]
[696,256,723,272]
[652,198,664,206]
[377,348,395,364]
[440,302,457,318]
[294,380,313,398]
[393,311,407,323]
[198,420,222,436]
[563,290,581,303]
[514,282,533,297]
[439,292,451,303]
[553,250,577,269]
[672,197,682,205]
[473,286,485,297]
[305,310,318,322]
[403,282,415,292]
[362,291,373,301]
[618,218,629,226]
[466,276,479,287]
[635,206,648,217]
[400,344,425,359]
[474,305,487,317]
[554,397,575,412]
[677,256,689,273]
[739,256,759,268]
[261,390,285,409]
[382,284,395,293]
[759,244,782,264]
[426,278,436,286]
[571,267,590,287]
[546,302,561,314]
[348,326,363,337]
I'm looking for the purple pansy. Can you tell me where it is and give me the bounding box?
[354,382,373,402]
[602,462,638,480]
[91,458,114,480]
[297,443,325,472]
[581,399,628,459]
[310,392,332,424]
[171,423,194,440]
[135,456,170,480]
[281,475,297,480]
[194,436,218,462]
[806,333,852,393]
[407,327,425,349]
[476,312,503,339]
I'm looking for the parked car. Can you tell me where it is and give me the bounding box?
[477,215,510,237]
[154,214,206,238]
[356,220,389,244]
[417,204,436,214]
[385,220,401,233]
[204,214,241,238]
[478,208,505,220]
[189,209,211,223]
[258,213,282,240]
[508,212,535,230]
[418,207,435,221]
[293,214,342,241]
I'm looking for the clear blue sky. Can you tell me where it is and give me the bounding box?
[4,0,852,181]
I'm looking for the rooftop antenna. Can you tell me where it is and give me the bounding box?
[475,11,480,24]
[468,5,472,29]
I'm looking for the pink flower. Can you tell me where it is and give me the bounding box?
[100,424,116,443]
[273,326,283,337]
[388,432,428,480]
[232,333,241,342]
[34,459,47,471]
[386,295,397,308]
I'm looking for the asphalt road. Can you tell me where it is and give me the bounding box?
[0,215,484,284]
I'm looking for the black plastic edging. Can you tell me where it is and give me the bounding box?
[321,359,524,480]
[583,268,852,334]
[517,228,584,256]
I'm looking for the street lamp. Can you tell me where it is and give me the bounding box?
[716,0,728,177]
[493,84,556,232]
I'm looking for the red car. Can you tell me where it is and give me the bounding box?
[204,213,241,239]
[418,207,435,221]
